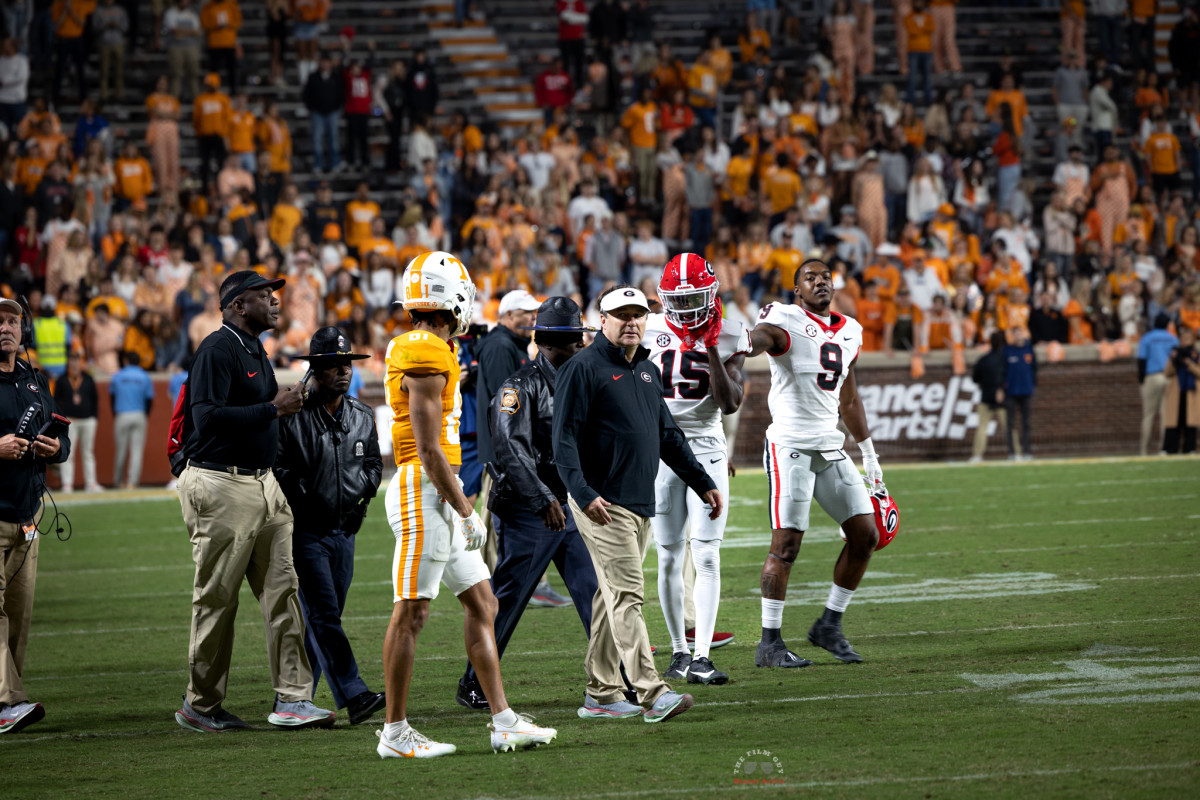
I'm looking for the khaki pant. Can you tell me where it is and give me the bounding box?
[633,146,657,202]
[931,5,961,73]
[98,41,125,99]
[1141,373,1170,455]
[178,465,312,714]
[168,43,201,101]
[0,519,38,707]
[149,120,181,198]
[58,415,97,490]
[972,403,1007,460]
[570,498,669,708]
[113,411,147,487]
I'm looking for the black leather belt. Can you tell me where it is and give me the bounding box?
[188,459,271,479]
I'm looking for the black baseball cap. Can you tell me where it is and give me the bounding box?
[301,326,370,362]
[219,270,286,309]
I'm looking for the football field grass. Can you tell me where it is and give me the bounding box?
[4,457,1199,799]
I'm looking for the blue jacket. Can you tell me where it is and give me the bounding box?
[1004,342,1037,398]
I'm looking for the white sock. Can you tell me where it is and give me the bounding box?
[761,598,785,629]
[690,539,721,660]
[492,707,518,727]
[383,719,409,739]
[826,583,855,613]
[656,539,689,654]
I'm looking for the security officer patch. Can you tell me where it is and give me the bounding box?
[499,387,519,414]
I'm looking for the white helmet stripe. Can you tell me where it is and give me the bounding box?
[681,253,689,284]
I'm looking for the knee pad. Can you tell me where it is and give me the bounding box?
[657,539,686,571]
[690,539,721,577]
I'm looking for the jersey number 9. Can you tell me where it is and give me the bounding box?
[817,342,842,391]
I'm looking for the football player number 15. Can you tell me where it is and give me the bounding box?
[657,350,711,400]
[817,342,842,391]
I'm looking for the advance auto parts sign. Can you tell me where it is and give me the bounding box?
[857,375,989,442]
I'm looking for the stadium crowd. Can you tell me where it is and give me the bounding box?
[0,0,1197,487]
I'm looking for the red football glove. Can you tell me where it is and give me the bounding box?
[700,297,724,350]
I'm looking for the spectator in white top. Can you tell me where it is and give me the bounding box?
[1089,70,1118,154]
[906,156,946,223]
[518,135,556,192]
[769,207,814,253]
[163,0,203,102]
[1052,51,1088,148]
[1042,190,1076,279]
[626,218,667,286]
[406,114,437,171]
[992,210,1038,274]
[1052,143,1090,205]
[901,253,945,312]
[0,36,28,135]
[566,179,611,239]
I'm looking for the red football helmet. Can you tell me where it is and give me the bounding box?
[871,489,899,550]
[839,488,899,550]
[659,252,719,329]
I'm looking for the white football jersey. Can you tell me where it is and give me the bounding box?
[643,313,752,441]
[757,302,864,451]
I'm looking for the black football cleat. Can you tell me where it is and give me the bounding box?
[686,656,729,685]
[807,619,863,663]
[347,691,387,725]
[456,679,490,710]
[662,651,692,680]
[754,639,813,668]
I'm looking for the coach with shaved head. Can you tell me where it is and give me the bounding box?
[174,270,332,734]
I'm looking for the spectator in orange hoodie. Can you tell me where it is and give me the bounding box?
[192,72,231,190]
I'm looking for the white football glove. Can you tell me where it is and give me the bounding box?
[859,438,883,490]
[459,511,487,552]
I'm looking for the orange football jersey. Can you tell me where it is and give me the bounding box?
[385,330,462,467]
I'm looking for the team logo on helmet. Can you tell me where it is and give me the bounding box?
[659,252,719,329]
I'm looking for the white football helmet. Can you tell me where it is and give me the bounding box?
[400,250,476,337]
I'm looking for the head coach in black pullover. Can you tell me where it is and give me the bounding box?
[174,271,333,734]
[553,285,723,724]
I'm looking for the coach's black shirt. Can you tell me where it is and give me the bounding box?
[553,332,715,518]
[0,360,70,523]
[187,323,279,469]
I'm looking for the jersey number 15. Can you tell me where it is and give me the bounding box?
[656,350,711,400]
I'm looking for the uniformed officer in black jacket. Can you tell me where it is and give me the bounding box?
[275,327,386,726]
[553,285,722,723]
[0,297,69,735]
[474,289,539,570]
[456,298,598,709]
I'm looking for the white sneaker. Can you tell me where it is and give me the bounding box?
[0,701,45,734]
[376,726,456,759]
[489,712,557,753]
[967,455,982,464]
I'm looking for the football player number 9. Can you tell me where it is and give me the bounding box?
[816,342,842,391]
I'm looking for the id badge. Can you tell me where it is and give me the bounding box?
[22,521,36,542]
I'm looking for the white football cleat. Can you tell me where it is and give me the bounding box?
[489,712,557,753]
[376,726,457,759]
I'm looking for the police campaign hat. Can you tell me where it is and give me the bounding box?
[301,326,370,362]
[219,270,287,310]
[523,296,591,332]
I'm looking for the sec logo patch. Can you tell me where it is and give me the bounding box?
[805,323,819,338]
[657,334,671,348]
